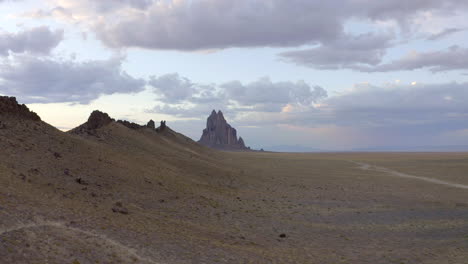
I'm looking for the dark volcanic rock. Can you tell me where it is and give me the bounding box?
[198,110,248,150]
[147,120,156,129]
[156,120,167,132]
[238,137,246,149]
[69,110,115,134]
[87,111,113,130]
[112,202,129,215]
[0,96,41,121]
[117,120,142,130]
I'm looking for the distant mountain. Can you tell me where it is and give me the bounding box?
[351,145,468,152]
[263,145,323,153]
[198,110,249,151]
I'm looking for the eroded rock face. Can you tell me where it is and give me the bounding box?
[198,110,248,150]
[117,120,142,130]
[147,120,156,129]
[69,110,115,134]
[0,96,41,121]
[87,111,114,130]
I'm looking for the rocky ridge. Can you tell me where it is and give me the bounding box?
[70,110,168,136]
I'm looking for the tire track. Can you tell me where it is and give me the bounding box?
[0,221,160,264]
[354,162,468,190]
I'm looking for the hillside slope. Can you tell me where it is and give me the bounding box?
[0,97,255,263]
[1,97,467,264]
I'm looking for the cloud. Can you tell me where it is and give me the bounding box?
[0,26,63,56]
[0,55,146,104]
[235,82,468,130]
[279,32,393,70]
[282,42,468,73]
[355,45,468,72]
[351,0,468,22]
[426,27,467,41]
[324,83,468,126]
[221,77,327,111]
[147,74,327,117]
[94,0,344,50]
[149,73,201,103]
[21,0,466,74]
[37,0,468,51]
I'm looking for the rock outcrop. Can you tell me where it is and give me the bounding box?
[0,96,41,121]
[147,120,156,129]
[198,110,248,150]
[117,120,142,130]
[87,111,114,130]
[69,110,115,134]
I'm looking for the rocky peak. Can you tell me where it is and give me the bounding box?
[147,120,156,129]
[0,96,41,121]
[157,120,167,132]
[69,110,115,134]
[198,110,248,150]
[238,137,246,148]
[87,110,114,130]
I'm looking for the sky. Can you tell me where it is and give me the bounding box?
[1,0,468,151]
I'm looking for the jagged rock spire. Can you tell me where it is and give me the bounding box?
[198,110,248,150]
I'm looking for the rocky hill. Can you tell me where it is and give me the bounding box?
[198,110,249,151]
[0,96,41,121]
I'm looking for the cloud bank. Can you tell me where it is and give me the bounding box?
[0,55,145,104]
[148,74,327,117]
[0,26,63,56]
[28,0,467,73]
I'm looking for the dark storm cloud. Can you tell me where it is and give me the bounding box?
[0,55,145,104]
[0,26,63,56]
